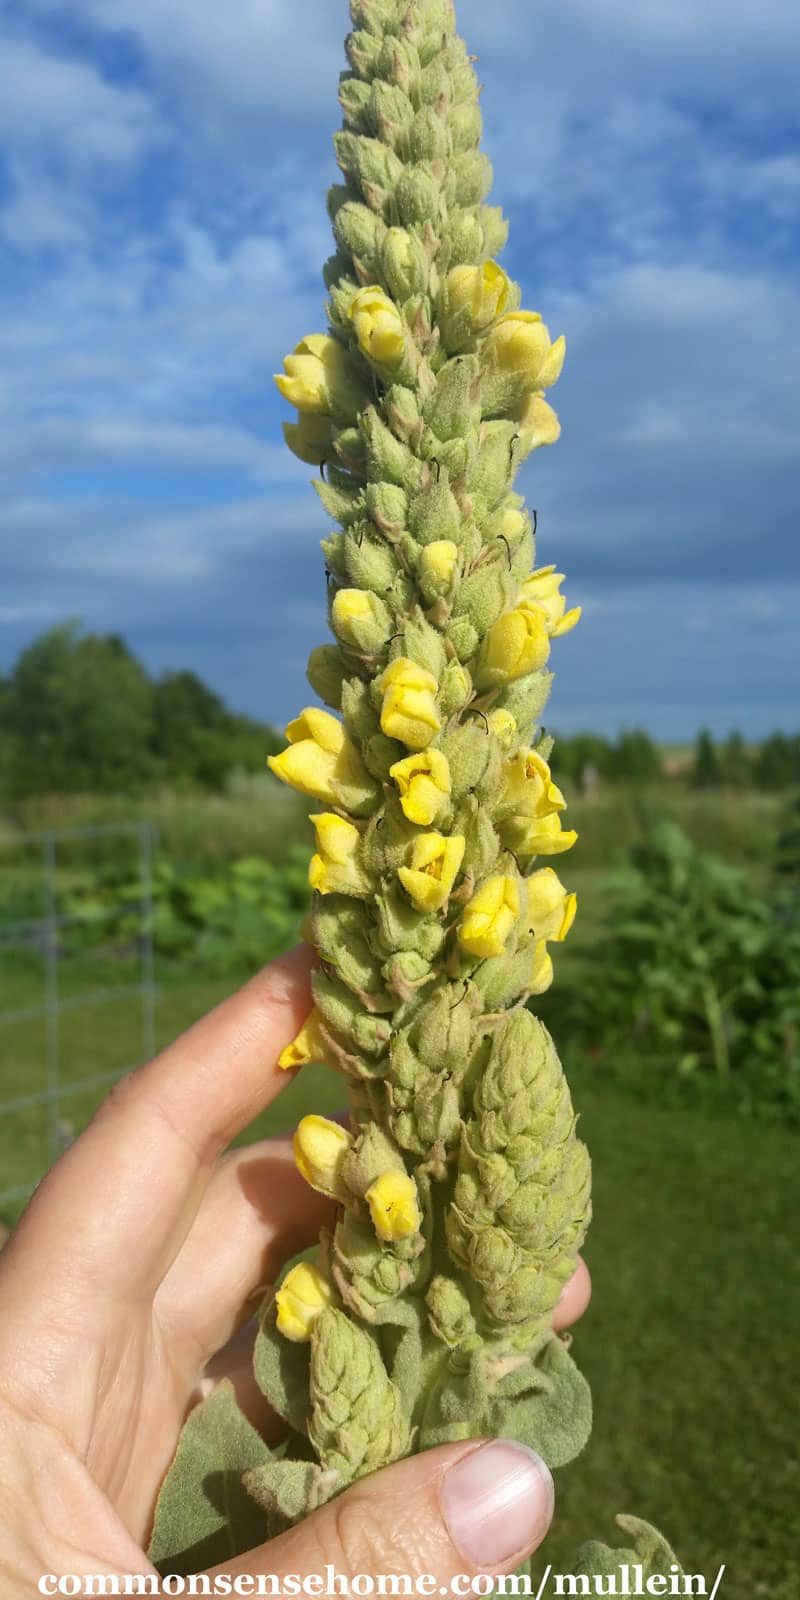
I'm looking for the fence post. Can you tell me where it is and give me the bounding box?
[42,831,61,1168]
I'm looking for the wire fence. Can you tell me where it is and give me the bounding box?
[0,822,157,1210]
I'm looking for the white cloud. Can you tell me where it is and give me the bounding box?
[0,32,163,171]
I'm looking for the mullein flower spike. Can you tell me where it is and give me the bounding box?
[150,2,678,1578]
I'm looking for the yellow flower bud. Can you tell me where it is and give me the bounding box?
[502,748,566,819]
[445,260,512,334]
[268,708,375,810]
[293,1114,353,1197]
[274,333,356,414]
[348,285,405,368]
[477,605,551,687]
[459,874,521,959]
[514,392,562,454]
[277,1007,329,1071]
[519,566,582,638]
[283,412,332,466]
[365,1171,421,1242]
[390,749,451,825]
[275,1260,334,1342]
[527,868,577,944]
[528,940,555,996]
[516,811,578,857]
[485,310,566,390]
[379,657,441,750]
[331,587,391,652]
[487,709,517,750]
[419,540,459,590]
[398,831,466,913]
[308,812,365,896]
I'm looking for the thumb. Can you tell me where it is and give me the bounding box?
[217,1440,554,1589]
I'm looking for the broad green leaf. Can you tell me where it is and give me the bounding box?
[148,1381,270,1576]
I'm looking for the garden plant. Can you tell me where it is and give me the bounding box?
[150,0,681,1581]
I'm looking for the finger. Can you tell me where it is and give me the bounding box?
[5,946,315,1300]
[553,1256,591,1332]
[213,1439,554,1589]
[156,1135,337,1359]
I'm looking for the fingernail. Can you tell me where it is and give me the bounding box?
[442,1440,554,1569]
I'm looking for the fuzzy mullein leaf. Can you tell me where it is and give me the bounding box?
[253,1297,312,1436]
[308,1308,412,1482]
[575,1517,684,1585]
[242,1458,339,1539]
[148,1382,270,1574]
[485,1333,593,1469]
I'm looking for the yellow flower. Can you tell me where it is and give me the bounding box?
[486,310,566,390]
[502,748,566,819]
[515,811,578,857]
[268,707,373,809]
[459,874,521,959]
[331,588,391,653]
[390,749,451,825]
[519,567,582,638]
[398,831,465,913]
[419,540,459,589]
[487,709,517,749]
[445,260,512,333]
[308,812,364,896]
[514,392,562,453]
[348,285,405,368]
[478,605,551,686]
[366,1172,421,1242]
[275,1261,334,1343]
[283,412,332,466]
[274,333,354,414]
[529,940,555,996]
[277,1007,328,1071]
[527,868,577,944]
[379,657,441,750]
[293,1114,353,1197]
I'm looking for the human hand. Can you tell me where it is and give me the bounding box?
[0,946,591,1595]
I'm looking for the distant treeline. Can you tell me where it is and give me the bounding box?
[0,622,282,800]
[553,727,800,791]
[1,623,798,801]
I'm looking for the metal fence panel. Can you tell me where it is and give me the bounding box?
[0,822,157,1209]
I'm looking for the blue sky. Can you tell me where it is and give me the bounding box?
[0,0,798,739]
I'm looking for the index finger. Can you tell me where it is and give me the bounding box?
[6,945,317,1299]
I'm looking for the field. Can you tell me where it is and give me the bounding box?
[0,779,796,1596]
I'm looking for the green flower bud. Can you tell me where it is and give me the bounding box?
[446,1012,590,1333]
[424,356,482,444]
[333,201,386,276]
[437,660,473,719]
[306,644,347,710]
[426,1277,477,1348]
[309,1309,411,1481]
[343,526,400,594]
[396,165,441,227]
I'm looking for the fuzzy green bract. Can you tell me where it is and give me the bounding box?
[149,0,677,1578]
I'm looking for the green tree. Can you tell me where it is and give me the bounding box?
[691,728,721,789]
[4,622,156,797]
[756,732,799,790]
[614,729,662,784]
[719,729,750,787]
